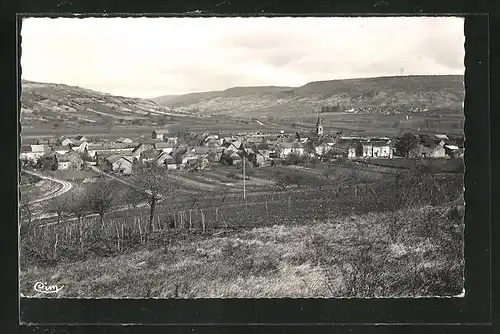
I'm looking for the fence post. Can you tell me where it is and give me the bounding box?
[201,209,205,232]
[53,233,59,260]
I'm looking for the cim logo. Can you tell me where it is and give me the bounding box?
[33,281,64,294]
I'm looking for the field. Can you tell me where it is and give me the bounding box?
[20,202,464,298]
[359,158,465,173]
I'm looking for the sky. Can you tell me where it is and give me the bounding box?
[21,16,464,98]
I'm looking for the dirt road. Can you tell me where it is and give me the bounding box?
[23,170,74,204]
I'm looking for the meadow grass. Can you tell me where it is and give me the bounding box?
[20,202,464,298]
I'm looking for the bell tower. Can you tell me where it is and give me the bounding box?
[316,116,324,136]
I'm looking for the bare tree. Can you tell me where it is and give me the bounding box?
[124,186,148,216]
[47,195,71,224]
[214,185,229,203]
[104,116,114,132]
[132,162,171,233]
[85,177,116,225]
[67,189,89,224]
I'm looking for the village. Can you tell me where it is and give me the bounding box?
[20,116,465,179]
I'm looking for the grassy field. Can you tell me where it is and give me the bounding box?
[20,202,464,298]
[360,158,464,173]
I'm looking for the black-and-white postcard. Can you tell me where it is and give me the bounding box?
[19,16,465,300]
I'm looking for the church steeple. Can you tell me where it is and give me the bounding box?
[316,116,324,136]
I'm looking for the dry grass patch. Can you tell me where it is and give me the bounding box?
[20,204,463,298]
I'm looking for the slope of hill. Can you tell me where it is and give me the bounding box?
[153,75,464,118]
[20,80,196,127]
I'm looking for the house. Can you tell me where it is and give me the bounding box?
[116,137,133,144]
[434,134,450,141]
[155,142,174,154]
[204,134,220,142]
[152,129,170,140]
[214,152,224,163]
[165,137,178,145]
[205,139,221,147]
[75,135,88,142]
[192,146,213,157]
[361,140,393,158]
[131,143,155,161]
[331,139,358,159]
[229,141,242,152]
[59,137,73,147]
[140,149,162,164]
[51,146,70,155]
[20,144,47,162]
[184,157,209,171]
[230,151,242,163]
[106,155,133,175]
[411,142,446,158]
[57,151,83,171]
[277,142,305,158]
[444,145,464,158]
[156,152,177,170]
[315,142,332,156]
[181,151,198,165]
[71,140,89,153]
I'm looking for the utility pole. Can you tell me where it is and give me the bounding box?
[243,156,246,199]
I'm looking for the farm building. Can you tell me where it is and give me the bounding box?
[60,138,73,147]
[434,134,450,141]
[71,140,89,153]
[75,135,88,142]
[411,143,446,158]
[50,146,70,155]
[361,141,393,158]
[20,144,48,162]
[116,137,134,144]
[165,137,179,145]
[444,145,464,158]
[277,142,305,158]
[57,151,83,171]
[140,149,162,164]
[156,152,177,170]
[331,139,358,159]
[181,151,198,165]
[205,139,221,147]
[131,143,155,161]
[315,141,333,156]
[155,142,174,154]
[105,155,133,175]
[152,129,170,140]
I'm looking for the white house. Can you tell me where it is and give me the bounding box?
[362,141,393,158]
[20,144,47,162]
[72,140,89,153]
[315,142,332,156]
[116,137,133,144]
[181,152,198,165]
[155,142,174,154]
[278,142,305,158]
[434,134,450,141]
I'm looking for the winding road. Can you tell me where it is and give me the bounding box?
[23,170,74,205]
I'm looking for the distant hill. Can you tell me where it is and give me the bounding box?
[153,75,464,117]
[20,80,196,127]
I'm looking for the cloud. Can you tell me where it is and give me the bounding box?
[21,17,464,98]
